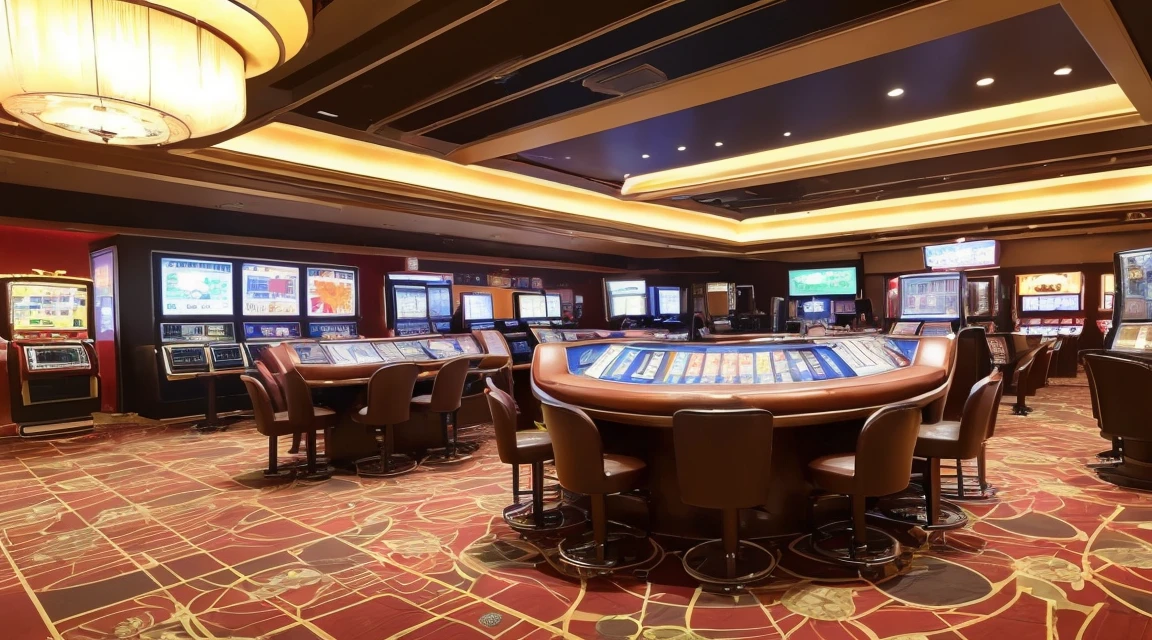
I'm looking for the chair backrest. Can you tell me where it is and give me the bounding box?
[253,360,286,413]
[361,363,420,426]
[262,344,292,375]
[485,378,520,464]
[955,372,1004,459]
[540,402,605,495]
[241,374,284,437]
[1012,345,1042,390]
[672,409,773,510]
[282,367,318,430]
[942,327,993,422]
[1028,343,1053,391]
[428,357,472,413]
[1082,352,1102,426]
[854,403,922,497]
[1083,354,1152,439]
[984,374,1006,439]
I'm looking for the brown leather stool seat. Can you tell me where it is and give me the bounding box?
[487,379,582,534]
[541,402,657,574]
[281,368,339,480]
[352,363,421,477]
[673,409,776,589]
[412,357,473,464]
[806,403,921,566]
[242,373,335,479]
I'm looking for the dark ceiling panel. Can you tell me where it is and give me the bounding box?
[293,0,666,130]
[1112,0,1152,77]
[424,0,926,144]
[516,6,1111,184]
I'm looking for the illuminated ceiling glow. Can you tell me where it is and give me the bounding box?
[0,0,311,145]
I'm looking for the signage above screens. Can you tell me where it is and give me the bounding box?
[461,293,494,321]
[923,239,999,270]
[9,283,89,332]
[241,263,299,316]
[517,293,548,319]
[788,267,857,297]
[393,284,429,320]
[900,272,961,320]
[159,257,233,316]
[605,279,648,317]
[1017,272,1083,313]
[545,293,562,319]
[306,267,357,317]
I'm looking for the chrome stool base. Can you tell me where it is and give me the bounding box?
[682,539,776,589]
[807,522,901,567]
[422,449,473,465]
[355,453,418,478]
[558,522,658,574]
[874,494,968,530]
[503,503,585,535]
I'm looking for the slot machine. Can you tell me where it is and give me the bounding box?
[0,272,100,437]
[897,271,966,337]
[238,261,306,365]
[385,273,453,337]
[1014,271,1084,376]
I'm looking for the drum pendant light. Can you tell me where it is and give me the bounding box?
[0,0,311,146]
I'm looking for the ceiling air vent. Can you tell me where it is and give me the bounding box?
[582,64,667,97]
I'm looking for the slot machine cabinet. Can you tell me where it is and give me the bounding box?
[1014,272,1085,377]
[385,273,453,337]
[158,322,249,430]
[0,274,100,437]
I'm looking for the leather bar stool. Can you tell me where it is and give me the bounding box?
[413,356,473,464]
[1084,354,1152,490]
[281,368,339,480]
[673,409,776,589]
[486,378,581,534]
[541,402,657,574]
[1083,353,1122,463]
[452,354,511,454]
[1010,345,1044,415]
[241,375,302,477]
[352,363,421,477]
[806,403,921,566]
[881,373,1003,530]
[259,348,300,454]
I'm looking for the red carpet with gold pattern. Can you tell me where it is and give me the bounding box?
[1,380,1151,639]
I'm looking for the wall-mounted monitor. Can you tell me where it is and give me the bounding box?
[900,272,961,320]
[461,293,494,321]
[306,267,357,317]
[545,293,562,319]
[788,267,857,297]
[241,263,299,316]
[159,256,234,316]
[393,284,429,320]
[923,239,999,270]
[517,293,548,319]
[605,279,647,317]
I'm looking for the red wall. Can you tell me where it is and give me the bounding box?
[0,227,107,276]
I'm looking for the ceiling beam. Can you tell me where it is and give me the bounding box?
[1061,0,1152,121]
[445,0,1059,164]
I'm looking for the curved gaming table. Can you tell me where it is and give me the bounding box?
[531,335,956,539]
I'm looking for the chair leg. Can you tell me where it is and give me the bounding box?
[590,493,607,564]
[289,433,301,454]
[382,426,394,474]
[956,458,966,499]
[851,494,868,554]
[977,444,988,493]
[305,429,318,474]
[925,457,942,527]
[323,427,334,460]
[266,436,279,475]
[531,462,545,527]
[511,464,520,501]
[722,507,739,579]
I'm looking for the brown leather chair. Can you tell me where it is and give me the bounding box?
[1083,354,1152,490]
[352,363,421,477]
[1010,346,1043,415]
[673,409,776,588]
[258,348,300,454]
[807,404,921,565]
[241,374,327,478]
[281,368,339,479]
[541,402,654,572]
[1032,342,1055,388]
[412,356,472,464]
[1082,352,1121,460]
[938,327,996,500]
[486,378,573,533]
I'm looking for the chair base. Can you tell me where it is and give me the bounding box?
[502,503,585,535]
[262,467,296,479]
[558,522,658,574]
[1097,466,1152,492]
[297,464,335,481]
[191,414,243,433]
[806,521,902,567]
[355,454,418,478]
[939,477,998,502]
[681,539,776,589]
[1098,449,1121,460]
[1012,404,1033,416]
[873,493,968,531]
[422,449,473,465]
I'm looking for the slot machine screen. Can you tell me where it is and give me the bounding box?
[517,294,548,320]
[242,263,300,316]
[427,285,452,319]
[159,257,233,316]
[656,287,682,316]
[306,267,357,316]
[605,280,648,317]
[9,283,89,331]
[394,285,429,319]
[545,293,562,319]
[900,272,961,320]
[1119,251,1152,320]
[461,293,494,321]
[788,267,857,296]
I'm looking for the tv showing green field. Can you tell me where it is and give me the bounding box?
[788,268,857,296]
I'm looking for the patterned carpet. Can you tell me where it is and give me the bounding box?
[2,381,1152,639]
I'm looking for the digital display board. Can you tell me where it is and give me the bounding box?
[900,272,961,320]
[923,239,999,270]
[606,279,648,317]
[545,293,562,319]
[1017,272,1082,296]
[242,263,299,316]
[393,285,428,320]
[461,293,494,321]
[427,286,452,319]
[159,257,233,316]
[788,268,857,296]
[518,294,548,319]
[10,283,89,331]
[306,267,356,317]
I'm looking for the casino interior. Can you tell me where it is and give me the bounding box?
[7,1,1152,639]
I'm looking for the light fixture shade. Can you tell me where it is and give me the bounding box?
[0,0,310,145]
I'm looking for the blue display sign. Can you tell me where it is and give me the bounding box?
[309,322,358,339]
[243,322,302,340]
[924,239,998,270]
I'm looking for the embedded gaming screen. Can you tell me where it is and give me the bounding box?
[241,263,300,316]
[545,293,563,319]
[1119,250,1152,321]
[461,293,494,321]
[159,257,234,316]
[9,283,89,331]
[606,279,648,317]
[393,285,429,319]
[900,273,961,320]
[655,287,682,316]
[427,285,452,319]
[517,294,548,319]
[788,267,857,297]
[306,267,357,316]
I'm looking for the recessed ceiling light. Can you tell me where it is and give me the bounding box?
[564,156,571,160]
[624,173,630,178]
[677,146,686,151]
[976,77,994,86]
[641,154,650,158]
[783,131,792,137]
[887,87,904,97]
[317,110,339,118]
[1054,66,1072,76]
[714,141,723,147]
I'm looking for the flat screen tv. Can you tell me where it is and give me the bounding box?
[788,267,857,297]
[900,272,961,320]
[159,256,233,316]
[306,267,357,317]
[241,263,299,316]
[517,294,548,319]
[461,293,494,321]
[923,239,999,270]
